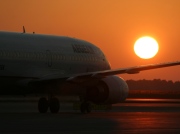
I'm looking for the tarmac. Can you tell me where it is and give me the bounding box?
[0,98,180,134]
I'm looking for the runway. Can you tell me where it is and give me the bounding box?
[0,99,180,134]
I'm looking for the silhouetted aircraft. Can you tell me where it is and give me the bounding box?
[0,31,180,113]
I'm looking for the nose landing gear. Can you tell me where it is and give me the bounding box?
[38,97,60,113]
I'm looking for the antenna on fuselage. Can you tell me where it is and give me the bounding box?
[23,26,26,33]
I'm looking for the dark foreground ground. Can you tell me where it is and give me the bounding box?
[0,99,180,134]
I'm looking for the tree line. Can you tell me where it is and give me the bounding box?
[126,79,180,90]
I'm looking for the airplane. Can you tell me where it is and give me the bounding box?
[0,31,180,114]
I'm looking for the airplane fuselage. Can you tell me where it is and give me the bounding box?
[0,32,110,79]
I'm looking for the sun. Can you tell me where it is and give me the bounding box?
[134,36,159,59]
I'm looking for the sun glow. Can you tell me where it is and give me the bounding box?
[134,36,159,59]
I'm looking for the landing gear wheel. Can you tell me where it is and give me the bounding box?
[80,102,92,114]
[80,102,86,114]
[38,97,48,113]
[49,97,60,113]
[86,103,92,113]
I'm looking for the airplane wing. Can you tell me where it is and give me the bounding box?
[66,61,180,83]
[33,61,180,83]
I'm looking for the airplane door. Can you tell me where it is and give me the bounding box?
[46,50,52,67]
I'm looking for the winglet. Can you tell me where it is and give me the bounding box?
[23,26,26,33]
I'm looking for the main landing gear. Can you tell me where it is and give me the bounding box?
[38,97,60,113]
[80,101,92,114]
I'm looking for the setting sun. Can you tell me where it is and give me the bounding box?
[134,36,159,59]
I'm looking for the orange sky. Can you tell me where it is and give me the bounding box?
[0,0,180,81]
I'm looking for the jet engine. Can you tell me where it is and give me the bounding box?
[86,75,129,104]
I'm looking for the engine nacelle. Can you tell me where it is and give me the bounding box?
[86,75,129,104]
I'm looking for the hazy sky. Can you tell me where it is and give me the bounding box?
[0,0,180,81]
